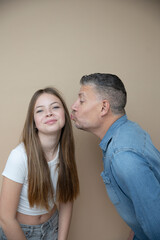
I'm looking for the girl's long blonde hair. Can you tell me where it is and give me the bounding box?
[22,87,79,210]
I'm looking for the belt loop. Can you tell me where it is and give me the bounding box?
[49,219,52,229]
[49,214,53,229]
[31,226,34,234]
[41,221,45,234]
[30,226,34,235]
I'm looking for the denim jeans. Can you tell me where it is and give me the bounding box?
[0,210,58,240]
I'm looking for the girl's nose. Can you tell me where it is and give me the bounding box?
[46,112,53,117]
[46,108,53,117]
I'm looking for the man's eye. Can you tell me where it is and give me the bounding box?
[80,100,84,104]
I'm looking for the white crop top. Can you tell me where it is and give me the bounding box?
[2,143,59,215]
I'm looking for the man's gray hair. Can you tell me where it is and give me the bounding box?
[80,73,127,115]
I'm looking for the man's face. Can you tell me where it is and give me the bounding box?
[71,84,102,133]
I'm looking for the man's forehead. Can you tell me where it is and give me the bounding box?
[79,85,94,96]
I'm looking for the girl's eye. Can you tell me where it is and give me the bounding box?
[52,106,60,109]
[36,109,43,113]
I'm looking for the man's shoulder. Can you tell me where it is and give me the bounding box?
[112,120,148,152]
[117,119,145,136]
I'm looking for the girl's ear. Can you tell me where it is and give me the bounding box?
[100,100,110,116]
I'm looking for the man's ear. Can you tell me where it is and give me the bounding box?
[100,100,110,116]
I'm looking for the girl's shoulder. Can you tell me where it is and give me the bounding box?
[2,143,28,183]
[5,142,27,169]
[10,142,27,159]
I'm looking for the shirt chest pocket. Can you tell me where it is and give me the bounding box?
[101,171,120,205]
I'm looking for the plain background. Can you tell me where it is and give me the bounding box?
[0,0,160,239]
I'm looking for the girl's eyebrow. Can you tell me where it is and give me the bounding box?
[35,102,60,109]
[50,102,60,105]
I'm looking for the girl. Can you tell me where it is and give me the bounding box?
[0,87,79,240]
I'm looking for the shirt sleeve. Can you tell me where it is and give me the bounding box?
[2,146,27,184]
[112,150,160,240]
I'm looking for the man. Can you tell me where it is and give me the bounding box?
[71,73,160,240]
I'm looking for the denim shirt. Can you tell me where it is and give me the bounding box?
[100,115,160,240]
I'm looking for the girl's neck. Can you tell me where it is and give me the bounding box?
[38,132,60,162]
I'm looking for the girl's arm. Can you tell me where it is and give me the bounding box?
[0,177,27,240]
[58,201,73,240]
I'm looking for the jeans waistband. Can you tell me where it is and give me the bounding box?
[20,209,58,231]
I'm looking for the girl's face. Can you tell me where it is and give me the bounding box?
[34,93,65,137]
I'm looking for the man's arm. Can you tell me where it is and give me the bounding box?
[112,151,160,240]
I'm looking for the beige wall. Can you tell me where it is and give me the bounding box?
[0,0,160,239]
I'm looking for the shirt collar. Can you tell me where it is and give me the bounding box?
[99,114,128,151]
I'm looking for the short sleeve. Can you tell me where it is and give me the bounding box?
[2,144,27,184]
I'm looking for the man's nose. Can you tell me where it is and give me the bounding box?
[71,101,78,111]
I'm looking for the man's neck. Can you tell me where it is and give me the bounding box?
[95,114,124,140]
